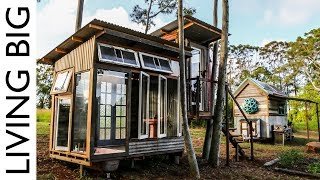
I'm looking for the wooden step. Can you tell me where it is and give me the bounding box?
[228,128,237,131]
[230,134,242,137]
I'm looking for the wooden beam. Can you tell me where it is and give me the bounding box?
[89,24,104,30]
[71,36,83,43]
[160,22,194,36]
[55,48,67,54]
[184,17,221,35]
[306,102,310,142]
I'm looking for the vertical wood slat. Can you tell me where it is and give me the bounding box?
[54,36,96,73]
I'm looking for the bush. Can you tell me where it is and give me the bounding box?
[279,149,303,168]
[308,162,320,174]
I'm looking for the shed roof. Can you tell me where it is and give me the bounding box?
[151,15,222,45]
[234,78,288,98]
[38,19,192,65]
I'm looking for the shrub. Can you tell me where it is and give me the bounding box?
[279,149,303,168]
[308,162,320,174]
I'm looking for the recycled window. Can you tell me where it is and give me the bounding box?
[98,43,140,68]
[139,52,173,73]
[51,69,73,94]
[72,71,90,153]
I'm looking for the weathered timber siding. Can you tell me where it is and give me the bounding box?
[55,37,96,72]
[129,137,184,156]
[234,83,268,116]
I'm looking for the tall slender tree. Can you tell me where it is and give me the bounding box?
[75,0,84,31]
[130,0,196,34]
[177,0,200,178]
[209,0,229,167]
[202,0,218,160]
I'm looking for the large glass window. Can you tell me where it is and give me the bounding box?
[54,97,71,151]
[98,43,140,68]
[190,47,203,111]
[51,69,73,94]
[96,69,128,146]
[139,52,173,73]
[72,71,90,153]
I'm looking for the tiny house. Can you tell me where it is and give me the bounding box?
[233,78,288,139]
[38,17,221,170]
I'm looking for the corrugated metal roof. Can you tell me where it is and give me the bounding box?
[38,19,192,65]
[234,78,287,98]
[151,15,222,45]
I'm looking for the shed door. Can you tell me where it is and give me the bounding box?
[97,70,127,146]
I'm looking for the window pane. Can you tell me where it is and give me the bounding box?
[52,70,72,93]
[159,59,172,72]
[98,43,139,67]
[142,55,156,69]
[105,129,111,140]
[100,45,117,61]
[141,74,149,135]
[101,93,106,104]
[154,58,161,69]
[100,117,105,128]
[56,98,71,148]
[106,117,111,128]
[121,117,126,128]
[122,50,137,65]
[116,129,121,139]
[100,129,105,140]
[72,71,90,152]
[116,117,121,128]
[100,105,105,116]
[114,49,123,62]
[121,128,126,139]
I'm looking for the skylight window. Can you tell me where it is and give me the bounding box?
[98,43,140,68]
[139,52,173,73]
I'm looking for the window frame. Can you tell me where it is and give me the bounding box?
[97,43,140,68]
[157,75,167,138]
[51,68,73,94]
[54,95,73,151]
[139,52,173,74]
[138,71,150,139]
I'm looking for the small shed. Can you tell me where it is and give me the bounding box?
[38,17,221,171]
[233,78,288,139]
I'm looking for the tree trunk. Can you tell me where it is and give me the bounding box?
[145,0,153,34]
[178,0,200,178]
[75,0,84,31]
[208,0,229,167]
[202,0,219,160]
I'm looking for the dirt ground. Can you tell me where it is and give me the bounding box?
[37,129,320,179]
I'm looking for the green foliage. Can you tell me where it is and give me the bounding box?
[37,109,51,122]
[288,83,320,130]
[37,64,53,109]
[130,0,196,33]
[307,162,320,174]
[279,149,303,168]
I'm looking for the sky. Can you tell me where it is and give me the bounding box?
[37,0,320,58]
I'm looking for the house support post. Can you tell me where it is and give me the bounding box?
[79,164,84,178]
[249,120,254,160]
[225,83,229,166]
[196,76,200,122]
[305,102,310,142]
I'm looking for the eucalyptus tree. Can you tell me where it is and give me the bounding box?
[130,0,196,34]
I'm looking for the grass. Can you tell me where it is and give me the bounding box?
[37,109,51,122]
[37,122,50,135]
[37,109,51,135]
